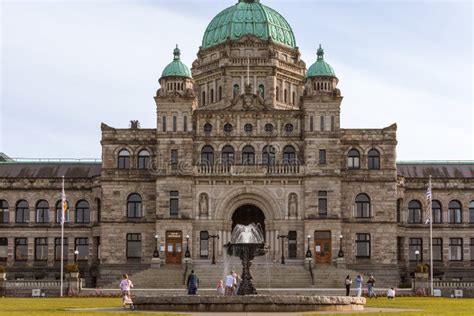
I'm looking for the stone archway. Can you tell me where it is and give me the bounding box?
[231,204,265,238]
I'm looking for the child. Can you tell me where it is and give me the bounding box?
[122,292,135,310]
[216,279,225,296]
[387,287,396,300]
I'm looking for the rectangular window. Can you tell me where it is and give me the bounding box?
[172,116,177,132]
[396,199,401,223]
[319,149,326,165]
[288,231,297,258]
[409,238,422,261]
[75,238,89,261]
[356,233,370,258]
[449,238,463,261]
[15,238,27,261]
[162,116,167,132]
[320,116,325,131]
[170,191,179,217]
[200,231,209,258]
[397,237,403,261]
[126,233,142,258]
[35,237,48,261]
[309,116,314,132]
[330,116,335,131]
[318,191,327,216]
[408,208,421,223]
[171,149,178,169]
[449,209,462,224]
[0,238,7,260]
[183,116,188,132]
[0,200,9,223]
[470,238,474,261]
[54,237,68,261]
[433,238,443,261]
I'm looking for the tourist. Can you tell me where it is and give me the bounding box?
[225,271,236,296]
[387,287,396,299]
[355,274,363,297]
[119,274,135,310]
[187,270,199,295]
[345,275,352,296]
[216,279,225,296]
[367,275,377,298]
[232,271,240,295]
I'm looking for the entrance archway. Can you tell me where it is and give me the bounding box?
[232,204,265,238]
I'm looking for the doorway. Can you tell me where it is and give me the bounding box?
[165,231,182,264]
[314,231,331,264]
[231,204,265,238]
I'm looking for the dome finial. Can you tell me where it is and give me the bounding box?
[173,45,181,61]
[317,44,324,61]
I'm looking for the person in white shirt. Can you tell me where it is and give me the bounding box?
[225,271,236,296]
[387,287,396,299]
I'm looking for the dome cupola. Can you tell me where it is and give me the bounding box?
[305,45,340,96]
[161,45,192,79]
[306,44,336,78]
[202,0,296,49]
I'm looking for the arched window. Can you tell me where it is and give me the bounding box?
[448,200,462,224]
[203,123,212,134]
[242,145,255,165]
[262,145,276,165]
[0,200,9,224]
[137,149,150,169]
[201,145,214,166]
[221,145,235,166]
[15,200,29,223]
[408,200,422,223]
[202,91,206,105]
[258,84,265,98]
[283,145,297,165]
[127,193,142,218]
[233,84,240,98]
[276,87,280,101]
[35,200,49,223]
[244,123,253,134]
[55,199,70,223]
[264,123,274,133]
[210,88,214,103]
[76,200,90,224]
[355,194,371,218]
[469,200,474,223]
[284,89,288,103]
[284,123,294,133]
[432,200,442,224]
[223,123,233,134]
[218,86,222,101]
[118,149,130,169]
[292,91,296,105]
[347,149,360,169]
[368,149,380,170]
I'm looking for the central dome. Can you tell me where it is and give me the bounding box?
[202,0,296,49]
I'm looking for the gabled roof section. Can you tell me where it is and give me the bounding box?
[0,162,101,179]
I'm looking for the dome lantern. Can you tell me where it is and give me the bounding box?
[305,44,339,96]
[160,45,192,80]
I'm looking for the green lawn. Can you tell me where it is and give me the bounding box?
[0,296,473,315]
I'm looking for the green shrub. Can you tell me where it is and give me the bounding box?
[66,263,79,273]
[0,265,5,273]
[415,264,428,273]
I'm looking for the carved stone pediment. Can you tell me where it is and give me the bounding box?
[224,85,269,111]
[155,89,195,102]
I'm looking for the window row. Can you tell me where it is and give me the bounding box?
[200,145,298,166]
[308,115,336,132]
[160,115,188,133]
[202,122,295,135]
[406,237,474,262]
[0,199,91,224]
[117,149,151,169]
[405,200,474,224]
[347,148,380,170]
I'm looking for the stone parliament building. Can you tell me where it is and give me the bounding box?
[1,0,473,288]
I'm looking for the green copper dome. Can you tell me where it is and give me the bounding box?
[306,45,336,78]
[161,46,192,79]
[202,0,296,49]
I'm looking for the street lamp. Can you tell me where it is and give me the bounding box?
[153,234,159,258]
[277,234,288,264]
[305,234,312,258]
[338,234,344,258]
[185,234,191,258]
[209,234,219,264]
[415,250,420,267]
[74,249,79,263]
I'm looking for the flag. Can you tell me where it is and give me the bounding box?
[425,176,432,224]
[61,178,68,224]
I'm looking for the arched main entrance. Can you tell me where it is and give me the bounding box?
[232,204,265,238]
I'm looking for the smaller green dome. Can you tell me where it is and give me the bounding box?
[161,45,192,79]
[306,45,336,78]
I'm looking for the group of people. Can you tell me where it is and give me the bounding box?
[219,270,241,296]
[345,274,396,299]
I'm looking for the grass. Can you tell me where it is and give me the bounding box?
[0,296,473,315]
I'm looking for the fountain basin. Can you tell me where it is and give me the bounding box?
[134,295,366,312]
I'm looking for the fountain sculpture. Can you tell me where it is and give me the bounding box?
[224,223,266,295]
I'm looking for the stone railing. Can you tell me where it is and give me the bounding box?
[5,280,61,289]
[1,277,82,297]
[196,164,301,176]
[433,281,474,288]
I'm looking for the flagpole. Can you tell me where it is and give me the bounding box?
[429,174,433,296]
[60,176,65,297]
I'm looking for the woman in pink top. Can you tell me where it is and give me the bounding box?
[119,274,134,309]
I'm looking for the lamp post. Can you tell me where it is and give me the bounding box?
[415,250,420,267]
[305,234,312,258]
[277,234,288,264]
[74,249,79,263]
[185,234,191,258]
[153,234,159,258]
[209,234,219,264]
[338,234,344,258]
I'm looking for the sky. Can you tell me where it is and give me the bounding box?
[1,0,473,161]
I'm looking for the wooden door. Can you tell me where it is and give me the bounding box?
[166,231,182,264]
[314,231,331,264]
[288,231,297,258]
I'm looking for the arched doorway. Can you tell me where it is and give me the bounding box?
[232,204,265,238]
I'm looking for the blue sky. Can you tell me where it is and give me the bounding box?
[1,0,472,160]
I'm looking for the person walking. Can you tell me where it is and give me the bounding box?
[345,275,352,296]
[225,271,236,296]
[119,274,135,310]
[355,274,363,297]
[367,275,376,298]
[186,270,199,295]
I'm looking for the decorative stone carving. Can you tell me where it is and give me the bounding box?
[288,193,298,217]
[199,193,209,217]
